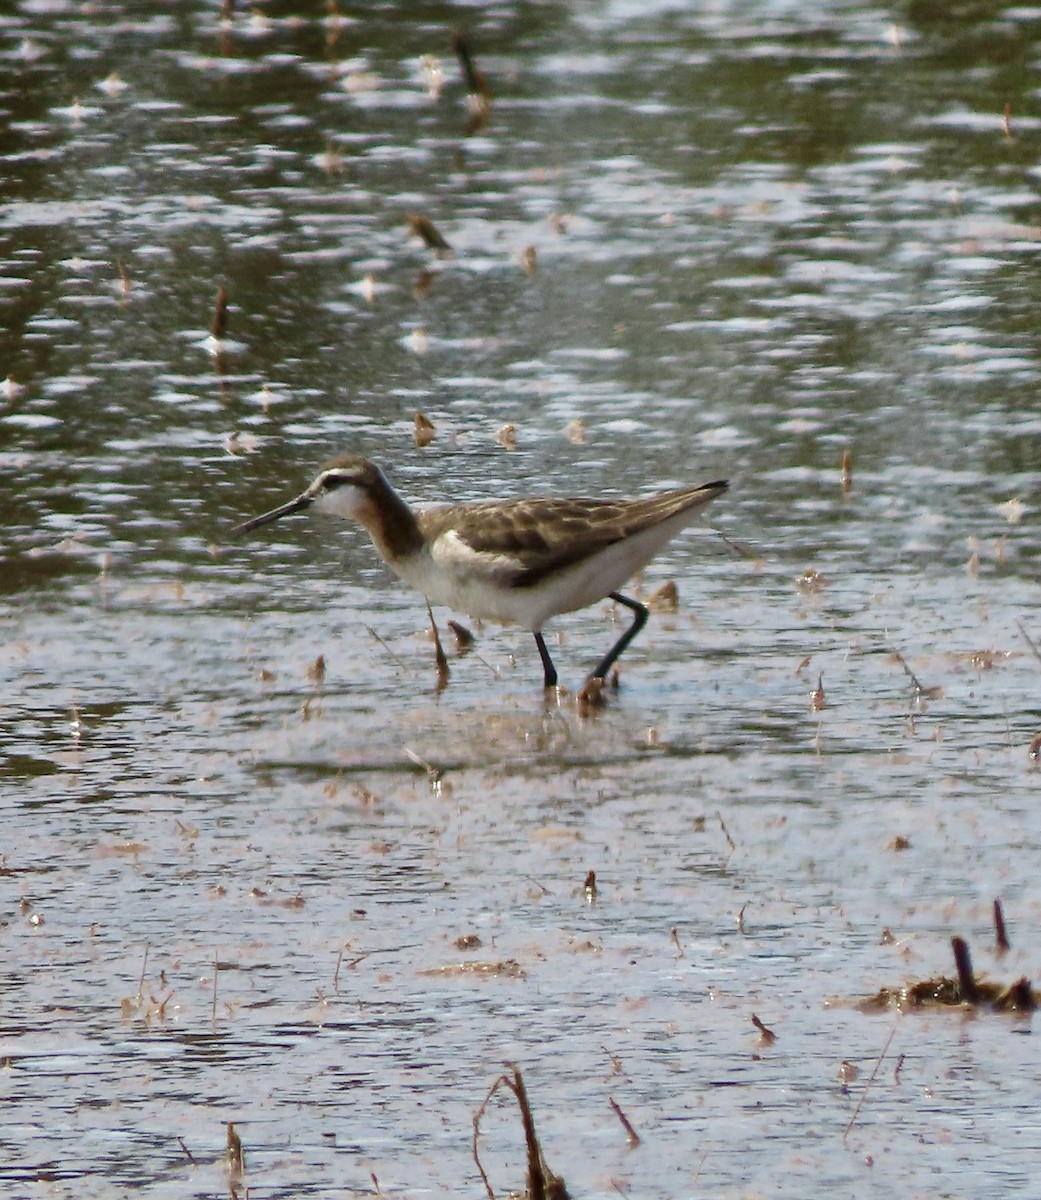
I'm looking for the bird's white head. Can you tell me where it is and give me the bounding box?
[231,454,387,536]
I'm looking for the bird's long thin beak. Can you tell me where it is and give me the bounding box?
[230,492,313,537]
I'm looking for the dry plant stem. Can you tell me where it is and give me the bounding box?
[507,1064,567,1200]
[364,624,412,672]
[472,1066,569,1200]
[716,530,762,562]
[226,1121,244,1175]
[994,899,1011,952]
[427,602,450,687]
[212,285,228,338]
[1016,619,1041,667]
[472,1071,511,1200]
[843,1026,896,1140]
[608,1097,641,1147]
[951,936,980,1003]
[891,649,923,692]
[137,944,149,1004]
[211,950,219,1023]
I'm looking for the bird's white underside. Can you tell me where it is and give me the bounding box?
[397,506,706,630]
[310,476,715,631]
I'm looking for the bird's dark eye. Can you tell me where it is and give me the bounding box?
[321,472,351,491]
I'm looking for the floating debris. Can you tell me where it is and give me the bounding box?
[447,619,475,652]
[859,933,1037,1013]
[211,284,229,339]
[647,579,678,613]
[838,1060,860,1086]
[998,497,1025,525]
[576,675,608,714]
[406,212,452,255]
[495,422,518,450]
[419,53,445,99]
[97,71,128,98]
[226,1121,245,1178]
[412,267,438,298]
[583,869,597,902]
[452,30,491,136]
[751,1013,776,1046]
[565,418,587,445]
[414,411,436,447]
[519,244,538,274]
[2,374,25,404]
[795,566,829,595]
[421,959,525,978]
[840,447,853,495]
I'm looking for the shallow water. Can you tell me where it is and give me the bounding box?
[4,2,1041,1197]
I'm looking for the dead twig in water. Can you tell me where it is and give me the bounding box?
[211,949,219,1024]
[608,1097,641,1148]
[717,811,735,852]
[1015,619,1041,668]
[472,1065,571,1200]
[843,1026,896,1140]
[473,1071,510,1200]
[994,899,1010,953]
[226,1121,245,1176]
[951,936,980,1004]
[427,602,450,691]
[364,625,412,673]
[716,530,764,565]
[211,285,228,339]
[404,746,446,793]
[889,647,942,704]
[137,943,149,1006]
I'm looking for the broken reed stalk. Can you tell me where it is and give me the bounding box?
[226,1121,245,1176]
[211,285,228,339]
[472,1065,570,1200]
[608,1097,641,1147]
[951,936,980,1004]
[211,949,219,1023]
[472,1072,509,1200]
[427,602,450,688]
[1016,619,1041,667]
[994,899,1010,952]
[137,943,149,1006]
[451,30,488,97]
[843,1025,897,1140]
[508,1065,569,1200]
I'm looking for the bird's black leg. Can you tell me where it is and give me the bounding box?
[589,592,649,681]
[533,631,558,688]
